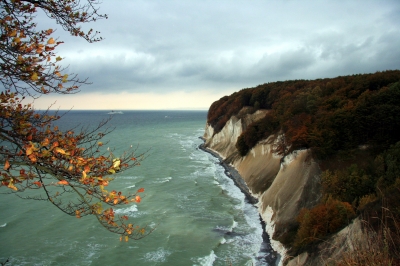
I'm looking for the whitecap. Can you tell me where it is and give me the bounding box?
[153,177,172,183]
[193,250,217,266]
[114,205,138,215]
[0,223,6,228]
[231,220,238,230]
[126,184,136,189]
[143,247,172,263]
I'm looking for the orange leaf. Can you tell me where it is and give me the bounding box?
[137,188,144,193]
[135,195,141,203]
[41,138,50,146]
[28,154,37,163]
[47,37,55,44]
[57,180,69,185]
[4,160,10,171]
[84,165,90,173]
[33,181,42,187]
[113,199,119,205]
[9,30,17,37]
[26,145,34,156]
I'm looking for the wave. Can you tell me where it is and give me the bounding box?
[143,248,172,263]
[0,223,6,227]
[152,177,172,184]
[114,205,138,215]
[193,250,216,266]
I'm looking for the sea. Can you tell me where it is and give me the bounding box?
[0,110,273,265]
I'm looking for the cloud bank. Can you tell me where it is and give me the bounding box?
[34,0,400,109]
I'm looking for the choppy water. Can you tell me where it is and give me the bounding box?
[0,110,271,265]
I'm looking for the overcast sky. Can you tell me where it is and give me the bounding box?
[33,0,400,110]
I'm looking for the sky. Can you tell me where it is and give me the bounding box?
[33,0,400,110]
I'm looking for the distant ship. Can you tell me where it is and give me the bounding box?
[108,111,124,115]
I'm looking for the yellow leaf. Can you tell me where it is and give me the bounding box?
[113,158,121,169]
[54,147,66,155]
[47,38,55,44]
[62,74,68,83]
[56,56,62,62]
[108,169,116,174]
[8,182,18,191]
[31,73,38,81]
[125,236,129,242]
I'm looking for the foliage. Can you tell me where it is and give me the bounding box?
[321,164,378,206]
[294,198,356,249]
[207,71,400,157]
[291,141,400,256]
[0,0,149,240]
[235,110,279,156]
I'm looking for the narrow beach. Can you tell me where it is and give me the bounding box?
[198,139,278,265]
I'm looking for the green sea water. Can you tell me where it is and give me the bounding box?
[0,110,272,265]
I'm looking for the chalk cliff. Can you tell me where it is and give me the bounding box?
[203,109,323,264]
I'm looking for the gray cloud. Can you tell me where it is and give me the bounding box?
[46,0,400,95]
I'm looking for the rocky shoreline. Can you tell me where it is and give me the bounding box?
[198,139,278,266]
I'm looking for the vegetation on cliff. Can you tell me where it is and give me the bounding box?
[207,70,400,262]
[208,70,400,157]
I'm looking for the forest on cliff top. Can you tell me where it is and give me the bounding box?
[208,70,400,158]
[207,70,400,261]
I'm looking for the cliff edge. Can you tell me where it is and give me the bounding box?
[203,109,325,265]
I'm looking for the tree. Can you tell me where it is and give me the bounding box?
[0,0,149,241]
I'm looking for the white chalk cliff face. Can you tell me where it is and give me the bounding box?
[203,109,322,263]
